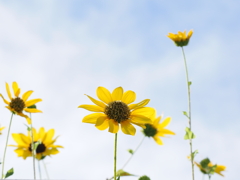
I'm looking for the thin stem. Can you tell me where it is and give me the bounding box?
[121,136,145,170]
[114,133,118,180]
[38,160,42,180]
[42,160,50,180]
[1,113,14,179]
[181,47,194,180]
[29,113,36,180]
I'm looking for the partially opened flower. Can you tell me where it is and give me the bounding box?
[194,158,226,177]
[143,114,175,145]
[0,82,42,124]
[78,86,155,135]
[0,125,5,135]
[10,127,63,160]
[167,30,193,47]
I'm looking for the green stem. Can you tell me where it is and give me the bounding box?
[37,160,42,179]
[29,113,36,180]
[42,160,50,180]
[114,133,118,180]
[1,113,14,179]
[122,136,145,170]
[181,47,194,180]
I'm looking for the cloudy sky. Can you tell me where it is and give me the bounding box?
[0,0,239,179]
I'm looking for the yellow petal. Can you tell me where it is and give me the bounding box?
[130,115,152,124]
[43,129,55,145]
[111,87,123,101]
[24,108,42,113]
[12,82,20,97]
[122,90,136,104]
[85,95,106,108]
[14,148,32,159]
[38,127,46,140]
[49,145,64,148]
[187,30,193,39]
[95,116,109,130]
[120,121,136,135]
[157,129,175,136]
[0,94,10,105]
[153,116,161,126]
[108,119,119,133]
[78,105,104,112]
[5,82,12,100]
[82,113,104,124]
[131,107,156,118]
[160,117,171,128]
[131,122,146,128]
[153,136,163,145]
[25,99,42,107]
[22,90,33,102]
[128,99,150,110]
[97,86,112,104]
[12,133,30,147]
[18,113,31,124]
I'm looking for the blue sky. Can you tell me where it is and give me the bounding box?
[0,0,239,179]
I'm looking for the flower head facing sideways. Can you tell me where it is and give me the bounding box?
[167,30,193,47]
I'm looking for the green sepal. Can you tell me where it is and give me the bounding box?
[128,149,134,155]
[5,168,14,179]
[116,169,135,177]
[184,127,196,140]
[27,104,37,109]
[209,164,217,175]
[40,155,46,160]
[188,81,192,86]
[117,176,120,180]
[139,175,151,180]
[183,111,189,118]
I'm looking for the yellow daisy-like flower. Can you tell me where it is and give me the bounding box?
[143,115,175,145]
[167,30,193,47]
[0,125,5,135]
[9,127,63,160]
[78,86,156,135]
[195,160,226,177]
[0,82,42,124]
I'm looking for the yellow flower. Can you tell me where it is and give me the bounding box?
[0,126,5,135]
[195,160,226,176]
[167,30,193,47]
[9,127,63,160]
[0,82,42,124]
[143,114,175,145]
[78,86,155,135]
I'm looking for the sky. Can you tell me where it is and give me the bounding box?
[0,0,240,179]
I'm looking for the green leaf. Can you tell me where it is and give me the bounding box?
[128,149,134,155]
[116,169,135,177]
[139,175,151,180]
[184,127,196,140]
[5,168,14,179]
[24,124,31,131]
[117,176,120,180]
[190,150,198,160]
[188,81,192,86]
[182,111,189,118]
[200,158,210,169]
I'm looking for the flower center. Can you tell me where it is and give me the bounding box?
[104,101,130,123]
[143,124,157,137]
[9,97,25,113]
[29,142,46,154]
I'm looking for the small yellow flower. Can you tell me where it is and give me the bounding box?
[9,127,63,160]
[167,30,193,47]
[195,160,226,176]
[0,126,5,135]
[78,86,156,135]
[0,82,42,124]
[143,114,175,145]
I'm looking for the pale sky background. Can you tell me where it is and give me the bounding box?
[0,0,239,180]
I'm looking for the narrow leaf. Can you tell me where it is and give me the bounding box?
[5,168,14,179]
[188,81,192,86]
[182,111,189,118]
[128,149,134,155]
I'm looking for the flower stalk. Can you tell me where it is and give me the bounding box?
[114,133,118,180]
[1,113,14,179]
[29,113,36,180]
[181,47,194,180]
